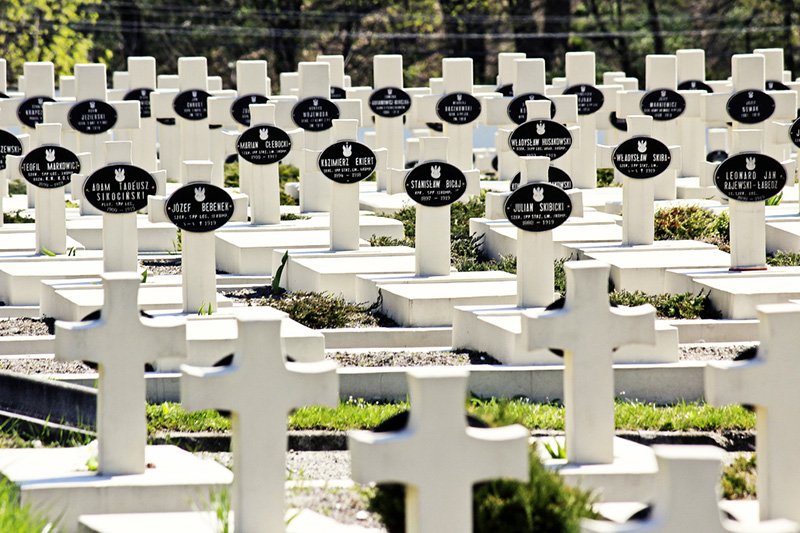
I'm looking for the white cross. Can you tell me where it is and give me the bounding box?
[706,303,800,523]
[582,445,799,532]
[372,54,409,193]
[124,57,159,172]
[0,62,56,135]
[42,63,141,174]
[54,273,186,475]
[525,260,655,464]
[181,309,337,532]
[349,367,529,533]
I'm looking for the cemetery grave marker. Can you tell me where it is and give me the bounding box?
[371,54,412,193]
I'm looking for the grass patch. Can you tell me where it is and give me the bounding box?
[7,179,25,195]
[722,454,756,499]
[596,168,617,187]
[3,209,33,224]
[224,162,299,206]
[369,447,598,533]
[0,477,54,531]
[280,213,309,221]
[250,290,392,329]
[609,289,721,319]
[767,251,800,266]
[368,235,414,247]
[654,206,730,252]
[145,399,756,434]
[65,199,79,208]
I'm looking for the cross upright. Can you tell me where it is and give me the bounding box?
[524,261,655,464]
[0,62,56,136]
[125,57,159,172]
[54,273,186,475]
[706,303,800,523]
[181,309,337,532]
[582,445,799,532]
[349,367,529,533]
[317,54,350,98]
[372,54,410,193]
[42,63,141,174]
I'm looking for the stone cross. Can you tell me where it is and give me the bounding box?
[372,54,409,193]
[582,445,799,532]
[561,52,602,188]
[54,273,186,475]
[125,57,159,172]
[317,54,350,98]
[7,123,73,254]
[230,60,270,197]
[181,309,337,532]
[42,63,141,173]
[525,261,655,464]
[414,137,453,276]
[706,303,800,523]
[153,73,181,181]
[494,52,526,94]
[0,62,56,136]
[349,367,529,533]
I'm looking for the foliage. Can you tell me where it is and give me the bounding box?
[3,209,34,224]
[209,488,231,533]
[7,180,25,196]
[596,168,616,187]
[721,454,756,500]
[224,162,298,206]
[542,439,567,459]
[369,447,598,533]
[254,291,383,329]
[271,250,289,294]
[767,251,800,267]
[0,476,54,531]
[654,206,730,251]
[368,235,414,247]
[765,192,783,206]
[223,162,239,188]
[609,289,721,319]
[280,213,309,221]
[147,402,230,434]
[0,0,108,79]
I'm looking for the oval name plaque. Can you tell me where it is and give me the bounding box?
[330,86,347,100]
[173,89,211,121]
[0,130,22,170]
[505,182,572,232]
[17,96,56,128]
[790,117,800,149]
[510,167,573,192]
[230,94,269,127]
[506,93,555,125]
[291,97,340,131]
[436,92,482,125]
[369,87,412,118]
[677,80,714,93]
[714,153,786,202]
[612,136,671,179]
[562,84,604,115]
[508,120,572,160]
[404,161,467,207]
[124,88,154,118]
[84,164,157,214]
[68,100,118,134]
[166,183,234,232]
[237,124,292,165]
[318,141,376,184]
[640,89,686,121]
[726,89,775,124]
[20,146,81,189]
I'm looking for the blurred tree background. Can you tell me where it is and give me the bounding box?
[0,0,797,90]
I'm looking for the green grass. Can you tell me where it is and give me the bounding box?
[251,291,386,329]
[722,454,756,499]
[0,477,54,531]
[609,289,721,319]
[7,179,25,196]
[145,399,756,434]
[596,168,616,187]
[224,162,299,206]
[654,206,730,252]
[3,209,34,224]
[767,251,800,267]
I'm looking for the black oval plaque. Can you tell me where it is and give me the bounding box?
[330,86,347,100]
[491,155,498,171]
[505,182,572,232]
[726,89,775,124]
[20,146,81,189]
[68,100,118,134]
[562,84,604,115]
[791,118,800,149]
[508,120,572,160]
[157,118,176,126]
[17,96,56,128]
[640,89,686,121]
[510,167,573,192]
[369,87,412,118]
[173,89,210,121]
[714,153,786,202]
[124,88,153,119]
[612,136,671,179]
[426,122,443,132]
[507,93,555,125]
[0,130,22,170]
[237,125,291,165]
[166,183,234,232]
[436,92,482,125]
[706,150,729,163]
[291,97,340,131]
[404,161,467,207]
[677,80,714,93]
[318,141,376,184]
[767,80,791,91]
[84,164,157,214]
[231,94,269,127]
[496,84,514,97]
[610,111,628,131]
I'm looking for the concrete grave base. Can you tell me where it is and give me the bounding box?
[539,436,658,503]
[570,240,731,293]
[0,232,85,253]
[78,509,381,532]
[65,215,178,252]
[452,304,679,364]
[0,259,111,305]
[219,211,405,240]
[674,176,719,200]
[665,266,800,319]
[0,444,232,533]
[355,270,516,306]
[358,190,414,215]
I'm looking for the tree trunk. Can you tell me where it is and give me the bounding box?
[118,0,144,57]
[645,0,665,55]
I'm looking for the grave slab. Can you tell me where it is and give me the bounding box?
[0,444,232,533]
[0,260,110,305]
[355,270,516,304]
[358,190,414,215]
[0,232,84,253]
[65,215,177,253]
[452,305,679,364]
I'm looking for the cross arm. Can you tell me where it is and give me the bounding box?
[109,100,141,130]
[705,359,767,408]
[284,360,339,409]
[135,317,186,363]
[42,101,71,125]
[180,363,240,412]
[0,97,23,127]
[465,425,529,483]
[208,94,236,127]
[349,429,416,484]
[336,99,363,124]
[609,304,656,349]
[667,145,682,172]
[54,320,109,363]
[150,90,178,119]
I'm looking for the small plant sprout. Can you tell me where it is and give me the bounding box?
[66,246,77,257]
[197,302,214,316]
[40,247,56,257]
[271,250,289,294]
[542,439,567,460]
[766,191,784,206]
[140,270,149,284]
